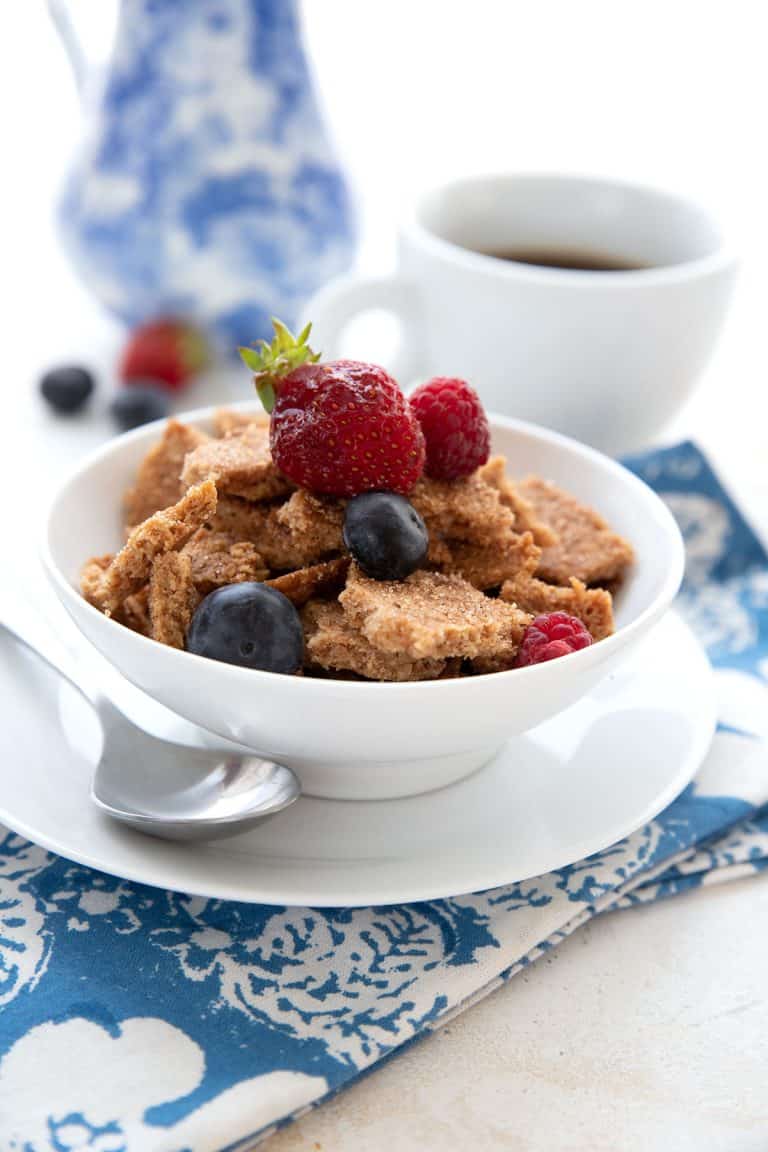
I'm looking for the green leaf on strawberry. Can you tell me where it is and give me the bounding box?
[239,319,320,414]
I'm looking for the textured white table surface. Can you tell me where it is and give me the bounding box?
[3,5,768,1148]
[270,881,768,1152]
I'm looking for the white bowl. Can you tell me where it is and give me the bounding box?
[42,406,684,800]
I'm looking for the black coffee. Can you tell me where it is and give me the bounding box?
[481,247,648,272]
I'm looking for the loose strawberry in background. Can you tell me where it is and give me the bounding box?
[240,320,425,497]
[119,318,209,392]
[409,376,490,480]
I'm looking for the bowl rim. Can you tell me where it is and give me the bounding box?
[42,404,685,695]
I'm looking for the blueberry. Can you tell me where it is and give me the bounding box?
[343,491,429,581]
[40,365,94,414]
[109,383,169,431]
[186,583,304,673]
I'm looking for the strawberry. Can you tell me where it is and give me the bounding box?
[240,320,425,497]
[409,376,490,480]
[119,318,209,392]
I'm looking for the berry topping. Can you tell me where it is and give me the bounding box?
[119,318,209,392]
[186,583,303,673]
[240,320,425,497]
[514,612,593,667]
[409,376,490,480]
[109,384,170,431]
[343,491,429,581]
[40,365,94,414]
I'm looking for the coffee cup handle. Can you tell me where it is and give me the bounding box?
[303,275,423,384]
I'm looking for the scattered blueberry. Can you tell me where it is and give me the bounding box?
[40,365,94,414]
[343,491,429,581]
[109,383,169,431]
[186,583,304,673]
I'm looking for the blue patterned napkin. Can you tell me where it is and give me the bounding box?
[2,442,767,1151]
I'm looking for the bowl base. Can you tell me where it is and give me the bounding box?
[290,745,500,801]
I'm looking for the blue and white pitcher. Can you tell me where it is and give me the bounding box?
[51,0,356,352]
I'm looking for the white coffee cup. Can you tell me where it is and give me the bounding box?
[305,173,737,454]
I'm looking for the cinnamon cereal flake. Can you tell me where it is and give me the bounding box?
[478,457,557,547]
[444,530,541,590]
[183,529,268,593]
[80,554,112,608]
[275,489,345,556]
[100,480,217,614]
[212,408,263,438]
[181,424,291,502]
[267,557,349,606]
[501,574,614,641]
[124,419,209,529]
[212,493,344,571]
[209,496,272,542]
[303,600,446,681]
[409,472,516,545]
[148,552,199,649]
[340,565,530,660]
[121,587,151,636]
[518,477,634,586]
[468,646,521,675]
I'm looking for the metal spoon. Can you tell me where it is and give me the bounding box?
[0,607,301,841]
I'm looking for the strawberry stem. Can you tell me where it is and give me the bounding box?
[239,318,320,414]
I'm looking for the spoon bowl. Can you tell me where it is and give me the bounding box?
[92,727,301,841]
[0,609,301,842]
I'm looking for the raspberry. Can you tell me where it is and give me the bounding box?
[514,612,593,667]
[241,321,425,497]
[409,376,490,480]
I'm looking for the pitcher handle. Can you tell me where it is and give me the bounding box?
[47,0,89,94]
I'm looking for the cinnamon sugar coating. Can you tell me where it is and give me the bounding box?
[181,423,291,502]
[340,564,530,661]
[302,599,447,681]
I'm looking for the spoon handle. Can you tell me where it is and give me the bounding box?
[0,590,128,739]
[0,591,86,695]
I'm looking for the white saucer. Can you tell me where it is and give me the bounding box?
[0,613,715,907]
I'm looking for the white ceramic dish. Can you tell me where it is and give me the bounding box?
[42,407,685,801]
[0,617,713,903]
[0,613,715,906]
